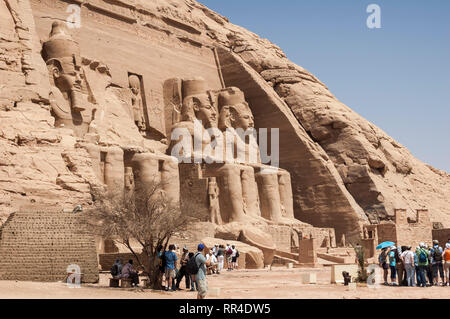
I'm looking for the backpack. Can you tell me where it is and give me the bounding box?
[418,249,427,263]
[186,253,202,275]
[236,250,240,258]
[433,248,442,262]
[110,264,119,277]
[226,247,233,255]
[378,252,386,264]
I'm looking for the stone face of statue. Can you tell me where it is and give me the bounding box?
[52,61,82,94]
[230,103,254,131]
[218,87,254,132]
[192,94,217,129]
[130,79,140,95]
[42,21,97,138]
[218,88,260,165]
[43,21,86,113]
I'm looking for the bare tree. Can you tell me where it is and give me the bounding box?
[84,179,188,289]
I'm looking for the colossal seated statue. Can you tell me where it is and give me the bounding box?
[168,77,219,161]
[218,87,260,165]
[167,78,297,226]
[167,77,251,223]
[42,21,95,138]
[216,87,296,223]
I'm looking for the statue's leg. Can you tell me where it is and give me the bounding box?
[83,143,102,181]
[131,153,160,192]
[161,159,180,204]
[255,170,282,223]
[241,166,261,217]
[277,169,294,219]
[214,164,246,224]
[214,198,223,225]
[104,146,125,197]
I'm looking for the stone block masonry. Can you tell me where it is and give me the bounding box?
[0,211,99,282]
[432,228,450,248]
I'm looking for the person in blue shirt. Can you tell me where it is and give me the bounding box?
[195,244,211,299]
[388,246,397,285]
[164,244,178,292]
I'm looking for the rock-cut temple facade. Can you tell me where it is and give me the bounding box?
[0,0,448,281]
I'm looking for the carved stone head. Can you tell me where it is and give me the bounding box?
[129,74,140,95]
[218,87,254,131]
[180,77,217,129]
[42,21,85,112]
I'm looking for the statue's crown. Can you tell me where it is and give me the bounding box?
[182,77,207,97]
[218,87,245,106]
[42,21,80,63]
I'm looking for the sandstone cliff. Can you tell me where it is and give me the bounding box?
[0,0,448,235]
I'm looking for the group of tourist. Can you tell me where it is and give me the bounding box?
[159,243,240,296]
[110,242,240,299]
[378,239,450,287]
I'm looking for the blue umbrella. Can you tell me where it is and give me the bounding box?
[376,241,395,250]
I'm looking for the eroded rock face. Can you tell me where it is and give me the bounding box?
[1,0,448,241]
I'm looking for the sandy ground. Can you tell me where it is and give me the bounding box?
[0,266,449,299]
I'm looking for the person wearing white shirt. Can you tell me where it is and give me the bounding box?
[401,246,416,287]
[206,251,218,274]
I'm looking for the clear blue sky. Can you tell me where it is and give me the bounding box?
[199,0,450,173]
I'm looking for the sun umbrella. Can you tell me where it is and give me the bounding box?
[376,241,395,250]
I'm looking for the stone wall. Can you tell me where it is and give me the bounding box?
[376,223,397,245]
[179,163,210,221]
[432,229,450,248]
[395,209,432,247]
[0,211,99,282]
[373,209,433,248]
[266,225,291,252]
